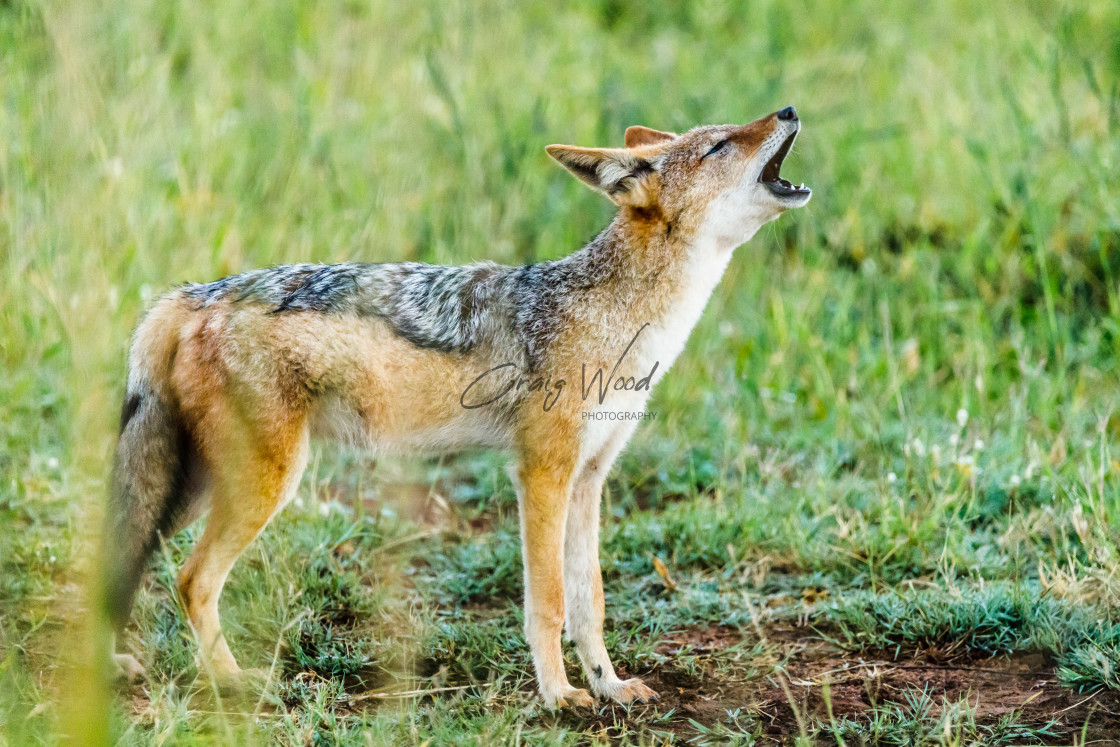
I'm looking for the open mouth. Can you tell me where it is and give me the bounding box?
[758,129,810,199]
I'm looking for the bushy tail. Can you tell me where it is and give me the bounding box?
[102,385,189,632]
[102,313,192,635]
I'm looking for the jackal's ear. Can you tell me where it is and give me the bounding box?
[546,145,661,206]
[624,126,677,148]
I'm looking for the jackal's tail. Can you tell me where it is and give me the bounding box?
[102,303,195,636]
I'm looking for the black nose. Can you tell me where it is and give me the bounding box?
[777,106,798,121]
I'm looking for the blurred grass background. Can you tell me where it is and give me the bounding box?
[2,0,1120,743]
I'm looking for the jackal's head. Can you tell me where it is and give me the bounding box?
[547,107,810,249]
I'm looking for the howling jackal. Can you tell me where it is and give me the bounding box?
[105,107,811,707]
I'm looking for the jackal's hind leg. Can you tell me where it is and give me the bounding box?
[175,418,308,688]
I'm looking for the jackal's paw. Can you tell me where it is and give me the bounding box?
[113,653,145,683]
[594,677,659,705]
[541,686,596,709]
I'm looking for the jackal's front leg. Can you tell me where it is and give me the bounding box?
[564,424,658,705]
[512,448,594,709]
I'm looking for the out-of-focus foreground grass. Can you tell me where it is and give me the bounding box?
[2,0,1120,743]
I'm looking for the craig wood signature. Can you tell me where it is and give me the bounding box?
[460,324,659,412]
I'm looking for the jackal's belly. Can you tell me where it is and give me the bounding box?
[308,388,516,454]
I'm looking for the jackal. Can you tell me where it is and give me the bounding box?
[104,107,810,707]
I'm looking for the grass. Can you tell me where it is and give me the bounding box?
[824,582,1120,689]
[821,687,1064,747]
[3,0,1120,743]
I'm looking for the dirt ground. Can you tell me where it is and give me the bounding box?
[589,624,1120,742]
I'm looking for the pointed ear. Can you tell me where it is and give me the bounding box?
[545,145,660,206]
[624,125,677,148]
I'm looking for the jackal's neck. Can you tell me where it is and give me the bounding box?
[565,205,742,368]
[577,208,681,284]
[576,206,741,310]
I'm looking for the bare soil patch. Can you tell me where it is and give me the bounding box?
[584,624,1120,742]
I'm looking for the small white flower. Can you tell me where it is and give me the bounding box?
[956,408,969,428]
[973,439,985,451]
[1010,475,1021,488]
[911,438,926,458]
[318,502,330,517]
[47,457,59,470]
[887,472,897,484]
[949,434,960,447]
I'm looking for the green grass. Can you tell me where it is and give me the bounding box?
[822,687,1063,747]
[3,0,1120,743]
[824,582,1120,690]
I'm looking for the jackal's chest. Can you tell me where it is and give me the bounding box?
[592,256,729,386]
[571,247,732,430]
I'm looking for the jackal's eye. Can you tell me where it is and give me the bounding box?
[703,139,730,159]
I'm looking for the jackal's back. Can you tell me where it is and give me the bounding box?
[183,261,518,355]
